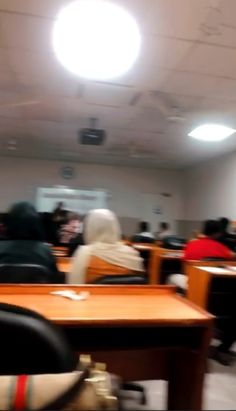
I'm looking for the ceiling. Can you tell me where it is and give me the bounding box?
[0,0,236,168]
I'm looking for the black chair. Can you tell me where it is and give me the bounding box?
[94,273,147,404]
[162,236,186,250]
[94,274,147,285]
[0,302,76,375]
[0,264,56,284]
[203,260,236,346]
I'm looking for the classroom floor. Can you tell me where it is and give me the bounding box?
[124,359,236,410]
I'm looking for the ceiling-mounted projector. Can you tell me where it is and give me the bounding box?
[79,118,106,145]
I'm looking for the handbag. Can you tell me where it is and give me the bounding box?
[0,355,119,410]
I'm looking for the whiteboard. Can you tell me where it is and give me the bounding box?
[36,187,107,214]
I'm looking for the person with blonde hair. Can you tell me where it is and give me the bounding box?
[69,209,143,283]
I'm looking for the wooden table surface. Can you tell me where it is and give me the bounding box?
[198,265,236,276]
[57,257,71,274]
[0,285,211,326]
[0,285,212,410]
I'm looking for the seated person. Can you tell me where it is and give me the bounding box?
[59,212,82,244]
[61,213,85,256]
[132,221,155,243]
[0,202,59,283]
[156,222,172,240]
[169,220,232,291]
[69,209,144,283]
[68,231,84,257]
[51,202,68,245]
[218,217,236,251]
[184,219,232,261]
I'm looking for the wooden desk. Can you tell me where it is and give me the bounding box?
[56,256,71,274]
[150,247,184,284]
[52,246,68,257]
[132,243,156,252]
[132,243,158,284]
[187,264,236,309]
[0,285,213,410]
[185,259,236,271]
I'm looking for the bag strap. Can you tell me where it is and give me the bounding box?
[12,375,28,411]
[39,366,90,411]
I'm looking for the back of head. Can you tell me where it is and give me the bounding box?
[7,202,44,241]
[160,222,169,231]
[54,201,64,211]
[139,221,149,233]
[218,217,230,234]
[84,209,121,244]
[203,219,221,239]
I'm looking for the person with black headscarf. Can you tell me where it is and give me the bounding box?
[0,202,60,283]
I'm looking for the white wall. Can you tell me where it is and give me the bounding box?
[0,157,184,233]
[184,151,236,221]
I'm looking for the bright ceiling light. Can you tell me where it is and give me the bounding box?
[52,0,141,80]
[188,124,236,142]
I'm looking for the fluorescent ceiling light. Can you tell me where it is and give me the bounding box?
[188,124,236,142]
[52,0,141,80]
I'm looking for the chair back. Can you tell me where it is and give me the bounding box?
[0,264,53,284]
[162,236,186,250]
[132,235,155,244]
[0,302,76,375]
[86,256,134,283]
[94,274,147,284]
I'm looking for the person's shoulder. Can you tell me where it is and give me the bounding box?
[0,240,11,250]
[72,244,88,258]
[218,240,231,251]
[148,232,155,238]
[186,238,203,248]
[37,242,54,255]
[0,239,10,245]
[121,244,141,255]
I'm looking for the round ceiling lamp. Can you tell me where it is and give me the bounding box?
[52,0,141,80]
[188,124,236,142]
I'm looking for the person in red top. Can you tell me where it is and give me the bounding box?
[184,220,232,261]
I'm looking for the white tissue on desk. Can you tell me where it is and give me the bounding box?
[51,290,89,301]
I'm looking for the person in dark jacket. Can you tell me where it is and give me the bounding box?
[0,202,60,283]
[218,217,236,251]
[132,221,155,243]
